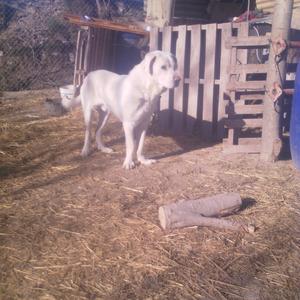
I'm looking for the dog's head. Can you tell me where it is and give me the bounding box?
[144,51,181,89]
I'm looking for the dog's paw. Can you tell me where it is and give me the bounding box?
[123,160,135,170]
[98,146,114,154]
[138,157,157,166]
[81,148,91,158]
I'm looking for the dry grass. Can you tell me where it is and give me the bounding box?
[0,90,300,300]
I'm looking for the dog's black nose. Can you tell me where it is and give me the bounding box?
[174,78,181,87]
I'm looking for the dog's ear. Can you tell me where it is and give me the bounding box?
[149,55,156,75]
[170,53,178,69]
[144,52,157,76]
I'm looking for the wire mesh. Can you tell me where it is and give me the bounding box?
[0,0,145,91]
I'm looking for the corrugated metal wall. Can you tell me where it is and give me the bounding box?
[256,0,300,12]
[173,0,209,20]
[256,0,300,29]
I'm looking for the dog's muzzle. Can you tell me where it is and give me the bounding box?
[174,76,181,87]
[173,73,181,87]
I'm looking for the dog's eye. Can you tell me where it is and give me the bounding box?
[161,65,167,70]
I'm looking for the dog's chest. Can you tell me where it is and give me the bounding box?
[137,97,155,115]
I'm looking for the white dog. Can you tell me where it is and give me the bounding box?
[63,50,181,169]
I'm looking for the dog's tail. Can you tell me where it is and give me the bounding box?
[61,87,81,111]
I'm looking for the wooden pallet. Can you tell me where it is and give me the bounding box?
[150,23,232,139]
[223,23,268,154]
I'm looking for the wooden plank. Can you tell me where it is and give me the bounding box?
[227,104,264,114]
[223,144,261,154]
[227,126,238,145]
[217,22,232,140]
[229,64,268,74]
[150,27,160,114]
[64,13,148,36]
[89,27,97,72]
[223,137,262,145]
[239,94,264,100]
[186,25,201,132]
[73,30,83,87]
[83,27,92,75]
[150,27,159,51]
[227,80,266,91]
[159,26,172,130]
[202,23,217,139]
[78,29,87,85]
[225,36,269,48]
[173,25,187,133]
[224,118,263,128]
[238,23,249,72]
[226,24,238,146]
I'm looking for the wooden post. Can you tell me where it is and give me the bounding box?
[260,0,293,162]
[146,0,174,27]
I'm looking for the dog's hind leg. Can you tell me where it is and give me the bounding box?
[95,108,113,153]
[81,105,93,157]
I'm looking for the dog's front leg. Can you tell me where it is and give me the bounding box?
[123,122,137,169]
[137,129,157,166]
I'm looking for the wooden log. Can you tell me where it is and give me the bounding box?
[159,193,254,232]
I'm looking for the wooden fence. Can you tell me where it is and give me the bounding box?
[150,22,297,155]
[71,18,297,154]
[150,22,233,140]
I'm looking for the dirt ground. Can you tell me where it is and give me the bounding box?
[0,90,300,300]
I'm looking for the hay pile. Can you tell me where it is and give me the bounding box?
[0,90,300,299]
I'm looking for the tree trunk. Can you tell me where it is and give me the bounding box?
[260,0,294,162]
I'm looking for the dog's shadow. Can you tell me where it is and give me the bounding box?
[152,135,214,160]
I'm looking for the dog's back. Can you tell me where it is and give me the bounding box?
[81,70,126,117]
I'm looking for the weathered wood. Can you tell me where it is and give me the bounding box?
[224,118,263,128]
[159,193,254,232]
[260,0,293,162]
[217,23,232,140]
[83,28,92,75]
[225,36,269,48]
[239,94,264,101]
[226,104,264,114]
[229,64,268,74]
[64,13,148,36]
[173,25,187,132]
[146,0,174,27]
[226,126,239,145]
[223,144,261,154]
[150,27,159,52]
[73,30,83,87]
[78,29,87,86]
[202,24,217,139]
[159,26,173,130]
[223,137,262,145]
[187,24,201,132]
[227,80,266,91]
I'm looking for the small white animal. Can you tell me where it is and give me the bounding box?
[63,50,181,169]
